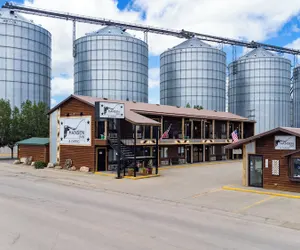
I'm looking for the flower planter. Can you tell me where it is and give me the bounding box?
[147,168,153,175]
[128,168,134,176]
[140,168,148,176]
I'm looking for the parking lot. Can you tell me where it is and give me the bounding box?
[1,159,300,249]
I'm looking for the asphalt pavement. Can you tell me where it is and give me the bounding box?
[1,161,300,249]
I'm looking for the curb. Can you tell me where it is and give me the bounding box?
[124,174,160,180]
[223,186,300,199]
[94,172,115,177]
[159,160,242,171]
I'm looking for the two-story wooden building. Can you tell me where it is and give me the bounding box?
[48,95,255,173]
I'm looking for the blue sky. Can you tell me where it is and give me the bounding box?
[1,0,300,106]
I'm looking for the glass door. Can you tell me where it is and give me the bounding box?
[249,155,263,187]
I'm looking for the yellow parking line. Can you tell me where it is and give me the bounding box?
[223,186,300,199]
[236,196,277,213]
[192,188,223,198]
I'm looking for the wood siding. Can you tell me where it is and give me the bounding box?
[18,145,49,163]
[60,98,96,171]
[256,132,300,192]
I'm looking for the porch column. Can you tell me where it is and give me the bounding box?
[191,145,194,163]
[104,120,108,139]
[203,144,205,162]
[150,126,153,139]
[241,122,244,139]
[133,124,137,177]
[155,127,159,174]
[191,120,194,139]
[201,120,205,139]
[182,118,185,139]
[212,120,215,139]
[227,121,230,139]
[161,116,163,137]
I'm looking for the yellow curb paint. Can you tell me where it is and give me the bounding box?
[223,186,300,199]
[236,196,277,213]
[124,174,160,180]
[158,160,241,171]
[94,172,115,177]
[192,188,223,198]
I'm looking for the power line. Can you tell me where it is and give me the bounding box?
[2,2,300,55]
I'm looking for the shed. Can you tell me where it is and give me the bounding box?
[225,127,300,193]
[17,138,50,163]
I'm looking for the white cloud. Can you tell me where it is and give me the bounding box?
[51,98,57,107]
[20,0,300,103]
[148,67,160,88]
[292,24,300,33]
[51,77,74,96]
[149,97,160,104]
[287,38,300,50]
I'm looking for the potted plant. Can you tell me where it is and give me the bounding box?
[147,160,153,175]
[140,167,147,175]
[128,168,134,176]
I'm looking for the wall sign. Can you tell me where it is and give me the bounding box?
[233,149,242,155]
[274,136,296,150]
[265,159,268,168]
[59,116,91,146]
[95,102,125,119]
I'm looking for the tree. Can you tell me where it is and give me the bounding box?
[0,99,11,148]
[20,100,49,139]
[185,103,191,108]
[194,105,204,110]
[7,107,21,159]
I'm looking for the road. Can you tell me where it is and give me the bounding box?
[1,165,300,249]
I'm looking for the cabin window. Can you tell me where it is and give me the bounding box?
[291,158,300,179]
[178,146,185,157]
[160,147,168,158]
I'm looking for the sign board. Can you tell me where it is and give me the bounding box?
[59,116,91,146]
[274,136,296,150]
[233,149,242,155]
[96,102,124,119]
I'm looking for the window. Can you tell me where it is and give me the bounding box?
[178,146,185,157]
[160,147,168,158]
[291,158,300,179]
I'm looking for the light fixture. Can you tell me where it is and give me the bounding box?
[80,112,83,116]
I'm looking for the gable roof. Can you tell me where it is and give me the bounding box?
[17,137,49,146]
[49,95,255,126]
[225,127,300,150]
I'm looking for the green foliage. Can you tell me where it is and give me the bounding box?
[0,99,11,148]
[0,99,49,158]
[34,161,47,169]
[193,105,204,110]
[185,103,191,108]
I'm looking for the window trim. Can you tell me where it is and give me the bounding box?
[289,157,300,182]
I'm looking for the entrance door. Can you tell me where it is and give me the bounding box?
[249,155,263,187]
[97,149,106,171]
[186,146,191,163]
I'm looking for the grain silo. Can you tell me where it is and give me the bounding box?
[0,9,51,108]
[228,47,291,134]
[160,37,226,111]
[293,65,300,127]
[74,26,148,103]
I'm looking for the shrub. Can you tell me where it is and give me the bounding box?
[34,161,47,169]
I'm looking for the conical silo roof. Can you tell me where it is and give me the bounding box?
[87,26,132,37]
[172,37,212,49]
[239,47,278,60]
[0,8,30,22]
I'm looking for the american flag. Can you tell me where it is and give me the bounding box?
[231,130,239,143]
[160,124,172,140]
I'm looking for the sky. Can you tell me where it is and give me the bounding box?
[1,0,300,107]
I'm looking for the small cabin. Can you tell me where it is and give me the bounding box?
[225,127,300,193]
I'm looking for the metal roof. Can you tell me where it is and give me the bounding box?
[172,37,211,49]
[87,25,132,37]
[17,137,49,146]
[0,8,31,22]
[224,127,300,150]
[49,95,255,126]
[238,47,278,60]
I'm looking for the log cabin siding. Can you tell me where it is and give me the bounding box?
[18,145,49,163]
[256,133,300,192]
[60,98,96,172]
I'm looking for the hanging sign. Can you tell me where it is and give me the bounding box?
[59,116,91,146]
[233,149,242,154]
[274,136,296,150]
[96,102,125,119]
